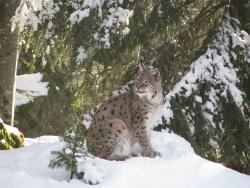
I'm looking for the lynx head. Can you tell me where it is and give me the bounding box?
[134,64,163,104]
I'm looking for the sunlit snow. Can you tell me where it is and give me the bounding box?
[0,131,249,188]
[15,73,49,106]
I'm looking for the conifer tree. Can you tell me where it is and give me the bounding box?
[49,123,88,180]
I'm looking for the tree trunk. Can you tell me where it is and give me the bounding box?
[0,0,20,125]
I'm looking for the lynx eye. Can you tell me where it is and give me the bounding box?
[143,80,149,85]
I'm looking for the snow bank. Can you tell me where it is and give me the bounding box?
[0,131,249,188]
[15,73,49,106]
[24,135,60,146]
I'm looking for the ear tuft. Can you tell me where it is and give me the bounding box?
[138,63,144,72]
[153,72,158,81]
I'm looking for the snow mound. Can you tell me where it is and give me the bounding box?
[15,73,49,106]
[0,131,249,188]
[24,135,60,146]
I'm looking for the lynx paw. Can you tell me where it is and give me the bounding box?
[142,149,161,158]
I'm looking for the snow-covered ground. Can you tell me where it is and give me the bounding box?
[0,131,249,188]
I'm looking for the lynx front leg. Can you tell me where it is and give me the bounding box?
[133,125,160,158]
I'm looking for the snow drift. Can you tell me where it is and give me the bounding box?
[0,131,249,188]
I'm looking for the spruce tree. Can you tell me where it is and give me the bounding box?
[49,123,88,180]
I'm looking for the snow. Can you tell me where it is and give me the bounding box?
[68,0,133,48]
[13,0,134,67]
[82,114,92,129]
[209,138,219,149]
[69,9,91,25]
[12,0,60,33]
[2,124,20,136]
[161,102,173,124]
[76,46,88,64]
[14,0,134,49]
[161,16,250,126]
[15,73,49,106]
[98,6,133,48]
[194,95,202,103]
[46,45,50,54]
[0,117,21,136]
[0,131,250,188]
[24,135,60,146]
[11,1,41,32]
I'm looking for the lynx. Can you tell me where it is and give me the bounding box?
[88,65,163,160]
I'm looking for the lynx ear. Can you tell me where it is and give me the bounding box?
[138,63,144,72]
[153,71,159,81]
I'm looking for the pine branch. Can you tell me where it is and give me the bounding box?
[176,0,196,9]
[187,0,229,27]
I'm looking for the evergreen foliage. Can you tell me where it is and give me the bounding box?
[49,123,89,180]
[0,118,24,150]
[15,0,221,114]
[13,0,250,174]
[159,16,250,174]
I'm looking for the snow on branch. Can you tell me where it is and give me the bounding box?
[12,0,134,52]
[162,15,250,125]
[12,0,60,33]
[12,0,134,66]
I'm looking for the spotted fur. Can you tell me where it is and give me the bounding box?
[88,65,163,160]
